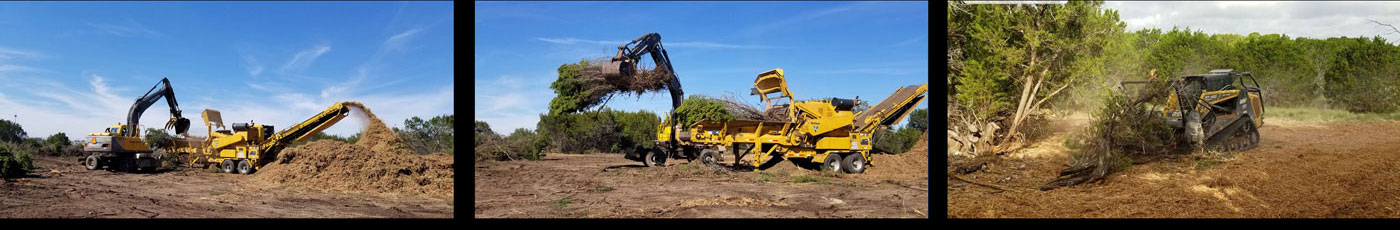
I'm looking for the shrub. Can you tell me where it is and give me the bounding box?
[0,142,35,178]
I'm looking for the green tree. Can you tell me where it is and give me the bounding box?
[399,114,454,154]
[0,119,26,143]
[948,1,1124,145]
[672,96,735,128]
[906,108,928,132]
[549,60,592,115]
[144,128,177,150]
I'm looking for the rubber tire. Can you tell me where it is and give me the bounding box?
[842,153,867,174]
[699,149,722,168]
[822,154,843,173]
[237,160,254,174]
[85,155,100,170]
[118,159,135,173]
[220,160,235,174]
[643,149,668,167]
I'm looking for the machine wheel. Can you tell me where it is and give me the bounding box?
[220,160,235,174]
[699,148,722,168]
[237,160,254,174]
[117,159,136,173]
[822,154,843,173]
[85,155,100,170]
[643,149,668,167]
[842,153,867,174]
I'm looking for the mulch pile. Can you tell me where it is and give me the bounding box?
[866,131,929,181]
[251,102,453,198]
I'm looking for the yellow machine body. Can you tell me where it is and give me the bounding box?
[654,68,927,173]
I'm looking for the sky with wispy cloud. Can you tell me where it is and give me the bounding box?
[1104,1,1400,44]
[0,2,454,138]
[474,1,929,133]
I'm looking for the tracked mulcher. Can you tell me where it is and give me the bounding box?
[1129,69,1265,151]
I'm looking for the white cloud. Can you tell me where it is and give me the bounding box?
[538,37,774,49]
[0,74,184,139]
[666,41,774,49]
[242,54,263,77]
[217,25,450,137]
[888,33,928,48]
[0,64,42,73]
[385,27,425,52]
[0,46,42,60]
[87,19,163,38]
[1105,1,1400,43]
[280,44,332,74]
[473,73,555,133]
[536,37,626,45]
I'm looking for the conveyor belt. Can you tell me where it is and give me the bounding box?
[854,84,928,131]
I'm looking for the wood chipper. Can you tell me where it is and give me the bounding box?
[625,68,928,174]
[166,102,353,174]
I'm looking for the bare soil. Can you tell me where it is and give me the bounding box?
[0,156,453,218]
[474,150,930,218]
[947,114,1400,218]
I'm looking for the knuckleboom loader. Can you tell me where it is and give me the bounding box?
[82,77,192,173]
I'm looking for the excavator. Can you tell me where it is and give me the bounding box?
[82,77,192,172]
[592,33,700,163]
[171,102,352,174]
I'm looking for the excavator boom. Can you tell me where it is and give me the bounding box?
[126,77,191,136]
[602,33,684,112]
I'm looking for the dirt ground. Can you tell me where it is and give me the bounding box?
[0,156,453,218]
[947,114,1400,218]
[474,151,930,218]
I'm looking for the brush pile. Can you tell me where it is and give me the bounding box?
[1041,79,1180,190]
[252,102,453,198]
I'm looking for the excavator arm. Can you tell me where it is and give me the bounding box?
[126,77,191,136]
[602,33,684,112]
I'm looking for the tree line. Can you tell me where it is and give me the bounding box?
[947,0,1400,152]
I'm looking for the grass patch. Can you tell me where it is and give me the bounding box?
[1268,107,1400,122]
[754,172,775,183]
[591,185,614,192]
[793,174,830,184]
[552,197,573,209]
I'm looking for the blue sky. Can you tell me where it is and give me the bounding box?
[0,2,455,138]
[474,1,929,133]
